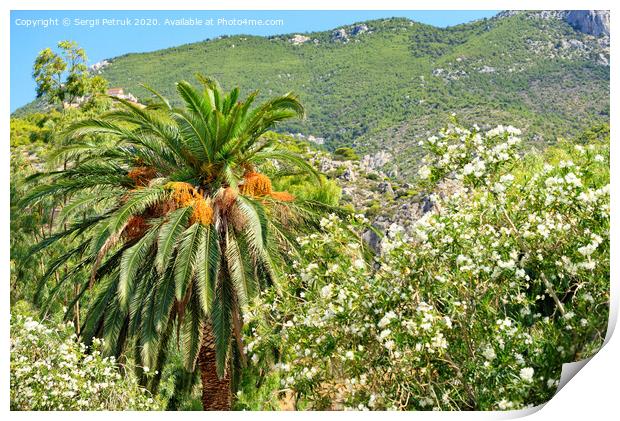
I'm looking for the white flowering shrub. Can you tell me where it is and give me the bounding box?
[10,314,162,410]
[242,125,609,411]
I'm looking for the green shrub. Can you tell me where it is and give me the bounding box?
[243,124,609,410]
[10,114,51,147]
[10,313,162,410]
[334,147,360,161]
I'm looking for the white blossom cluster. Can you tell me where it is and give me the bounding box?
[10,315,161,410]
[241,125,609,411]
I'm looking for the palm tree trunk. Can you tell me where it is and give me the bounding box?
[198,322,231,410]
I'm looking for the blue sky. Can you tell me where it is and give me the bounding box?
[11,10,497,111]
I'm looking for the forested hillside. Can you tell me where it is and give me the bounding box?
[19,12,598,176]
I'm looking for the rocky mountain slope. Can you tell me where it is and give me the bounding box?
[15,11,609,180]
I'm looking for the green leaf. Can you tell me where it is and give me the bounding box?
[118,226,159,311]
[181,295,203,372]
[174,223,204,301]
[110,186,169,234]
[140,279,161,368]
[195,226,219,315]
[211,240,233,378]
[250,150,321,184]
[156,206,193,273]
[153,265,176,332]
[225,229,252,308]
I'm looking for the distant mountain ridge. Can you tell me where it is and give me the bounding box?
[15,10,610,178]
[497,10,610,36]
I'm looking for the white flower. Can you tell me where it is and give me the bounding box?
[378,311,397,328]
[497,399,514,410]
[482,346,496,361]
[418,165,431,179]
[345,351,355,360]
[505,126,521,135]
[492,182,506,193]
[514,353,525,365]
[320,284,333,298]
[519,367,534,382]
[23,319,40,331]
[500,174,515,183]
[384,340,395,351]
[379,329,392,340]
[537,224,550,238]
[496,318,512,329]
[564,172,582,187]
[306,263,319,271]
[578,240,600,256]
[580,261,596,270]
[442,392,450,404]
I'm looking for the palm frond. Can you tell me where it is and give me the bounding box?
[156,206,193,273]
[211,237,234,379]
[29,214,108,255]
[195,225,219,314]
[140,83,172,110]
[174,222,204,301]
[33,240,89,304]
[249,150,321,183]
[176,80,213,123]
[118,224,160,310]
[153,265,177,332]
[109,186,169,233]
[225,228,254,309]
[181,294,203,372]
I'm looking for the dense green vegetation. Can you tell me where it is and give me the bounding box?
[33,40,108,106]
[11,110,609,410]
[11,75,344,410]
[238,124,610,410]
[11,306,162,411]
[10,12,610,411]
[10,113,53,147]
[13,13,608,179]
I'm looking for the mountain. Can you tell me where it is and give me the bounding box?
[15,11,609,179]
[565,10,610,36]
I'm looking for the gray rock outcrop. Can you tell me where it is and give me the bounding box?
[290,34,311,45]
[340,167,356,182]
[565,11,610,37]
[360,151,392,171]
[362,227,383,254]
[351,24,369,36]
[331,29,349,42]
[377,181,393,195]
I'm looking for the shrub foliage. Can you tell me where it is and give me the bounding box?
[242,124,609,410]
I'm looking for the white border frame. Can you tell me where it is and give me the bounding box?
[2,1,617,420]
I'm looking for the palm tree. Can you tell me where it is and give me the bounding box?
[22,76,329,410]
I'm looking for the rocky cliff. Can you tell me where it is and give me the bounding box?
[565,10,610,36]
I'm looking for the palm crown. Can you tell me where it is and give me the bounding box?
[23,76,329,409]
